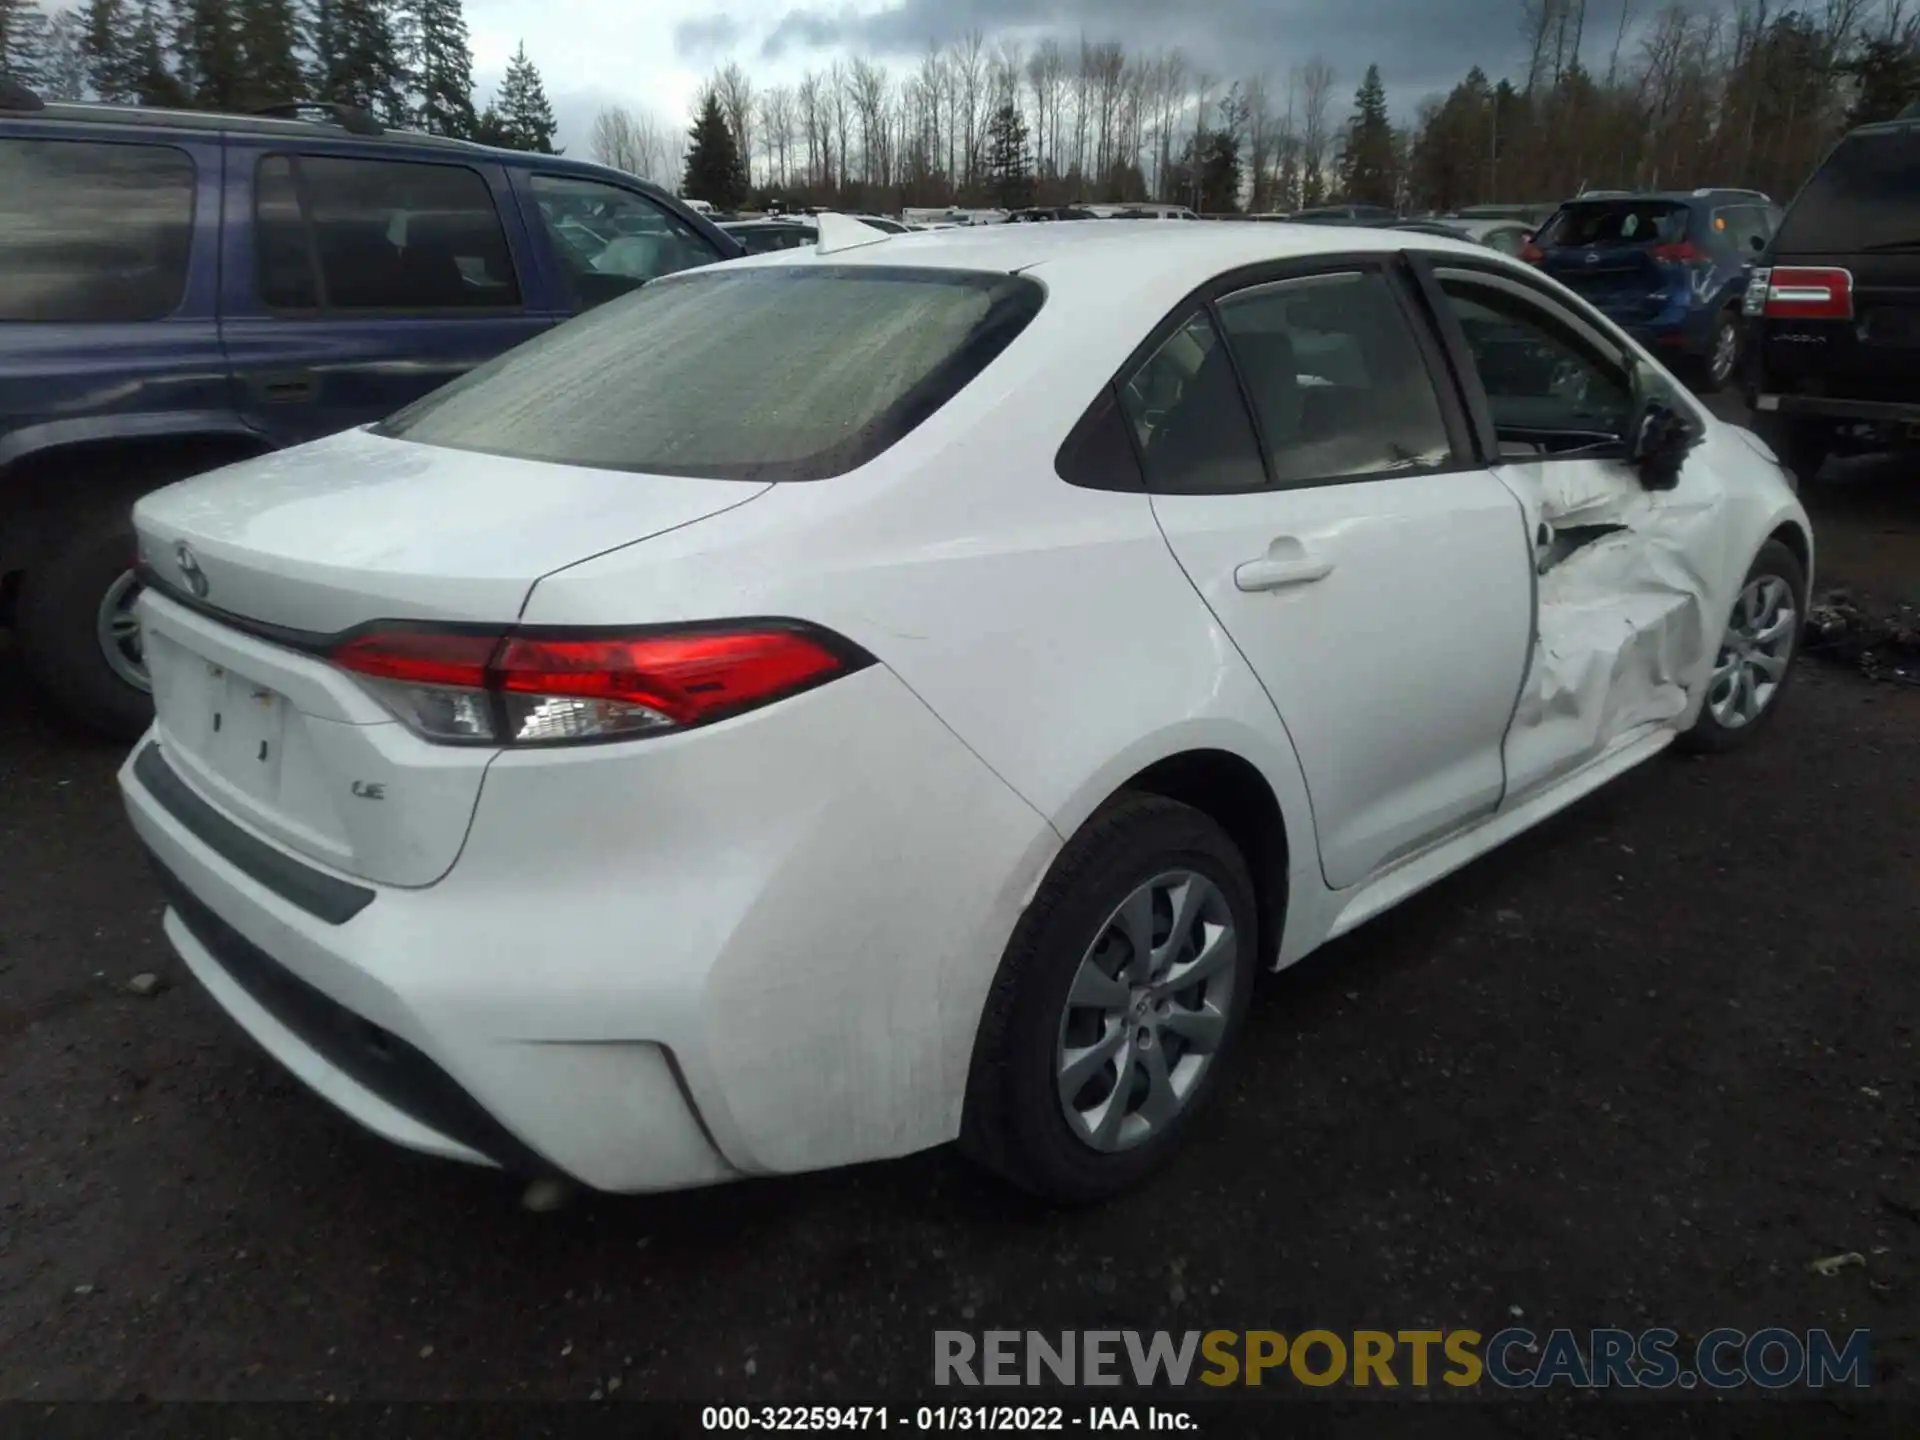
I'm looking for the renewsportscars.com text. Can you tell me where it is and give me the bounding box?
[934,1328,1872,1391]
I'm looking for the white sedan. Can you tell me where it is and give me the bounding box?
[119,217,1811,1203]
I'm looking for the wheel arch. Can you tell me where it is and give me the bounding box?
[1767,518,1813,592]
[1103,747,1293,970]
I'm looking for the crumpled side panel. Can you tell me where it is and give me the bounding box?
[1501,467,1729,802]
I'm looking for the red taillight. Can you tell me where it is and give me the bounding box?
[1519,242,1544,264]
[1763,265,1854,320]
[329,623,868,745]
[1652,240,1703,263]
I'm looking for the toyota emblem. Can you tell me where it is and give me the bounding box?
[174,540,209,599]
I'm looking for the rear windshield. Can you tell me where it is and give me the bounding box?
[1774,128,1920,254]
[377,265,1045,481]
[1537,201,1689,248]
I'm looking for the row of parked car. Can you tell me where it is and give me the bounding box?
[1,73,1913,740]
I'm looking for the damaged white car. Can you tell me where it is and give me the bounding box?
[119,218,1811,1204]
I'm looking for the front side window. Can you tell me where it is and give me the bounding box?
[0,139,194,322]
[1118,310,1267,495]
[529,175,719,312]
[1435,273,1635,448]
[1215,271,1453,486]
[377,266,1043,481]
[255,154,520,312]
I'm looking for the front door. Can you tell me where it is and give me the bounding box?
[1419,261,1718,803]
[1136,262,1535,890]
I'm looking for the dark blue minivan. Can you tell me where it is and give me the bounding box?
[1524,189,1780,392]
[0,84,741,738]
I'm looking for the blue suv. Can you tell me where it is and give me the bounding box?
[0,82,741,738]
[1523,189,1780,392]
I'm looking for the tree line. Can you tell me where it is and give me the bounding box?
[611,0,1920,215]
[0,0,560,152]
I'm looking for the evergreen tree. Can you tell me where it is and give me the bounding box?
[472,98,505,145]
[172,0,245,109]
[487,40,556,152]
[0,0,52,87]
[308,0,405,124]
[39,5,88,96]
[681,88,745,207]
[129,0,183,104]
[236,0,303,107]
[397,0,474,136]
[1339,63,1397,207]
[81,0,135,100]
[984,102,1032,208]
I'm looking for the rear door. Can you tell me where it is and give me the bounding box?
[1760,125,1920,406]
[219,140,553,447]
[1139,258,1534,890]
[0,125,230,462]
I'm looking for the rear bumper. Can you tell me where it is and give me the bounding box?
[1750,392,1920,428]
[120,662,1059,1192]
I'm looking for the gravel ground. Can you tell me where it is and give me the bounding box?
[1,441,1916,1419]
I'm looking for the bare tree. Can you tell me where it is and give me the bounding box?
[797,71,825,188]
[849,57,891,187]
[953,29,988,191]
[1299,58,1335,206]
[713,62,756,190]
[591,105,681,188]
[759,86,796,190]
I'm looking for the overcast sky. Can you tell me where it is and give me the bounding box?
[464,0,1660,158]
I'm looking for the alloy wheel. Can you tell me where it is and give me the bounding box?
[1055,870,1238,1153]
[1708,574,1795,729]
[1709,318,1739,387]
[95,568,150,693]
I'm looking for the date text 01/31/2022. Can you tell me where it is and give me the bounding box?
[700,1405,1197,1431]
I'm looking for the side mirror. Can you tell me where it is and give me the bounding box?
[1628,396,1699,490]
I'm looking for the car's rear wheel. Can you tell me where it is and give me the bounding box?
[1703,308,1740,392]
[16,505,153,741]
[961,793,1258,1204]
[1680,538,1805,753]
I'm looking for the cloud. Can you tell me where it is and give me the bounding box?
[674,14,745,59]
[735,0,1648,111]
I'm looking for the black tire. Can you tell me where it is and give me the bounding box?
[960,792,1260,1204]
[1679,538,1806,754]
[15,504,152,741]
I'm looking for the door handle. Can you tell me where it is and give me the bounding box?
[249,370,319,404]
[1234,552,1335,592]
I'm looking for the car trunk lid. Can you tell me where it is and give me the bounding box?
[1539,199,1691,322]
[132,427,769,888]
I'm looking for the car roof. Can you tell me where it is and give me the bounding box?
[7,99,669,190]
[723,217,1496,290]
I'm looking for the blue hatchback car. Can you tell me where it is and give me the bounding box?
[1524,189,1781,392]
[0,85,742,738]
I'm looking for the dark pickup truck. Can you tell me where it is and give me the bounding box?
[1,80,740,738]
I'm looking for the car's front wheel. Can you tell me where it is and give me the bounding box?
[16,505,153,741]
[1681,538,1806,753]
[961,793,1259,1204]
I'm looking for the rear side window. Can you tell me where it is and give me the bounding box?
[377,266,1044,481]
[0,139,194,322]
[1118,310,1267,495]
[1712,205,1771,255]
[1538,201,1689,248]
[1774,129,1920,253]
[255,154,519,313]
[1216,271,1454,486]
